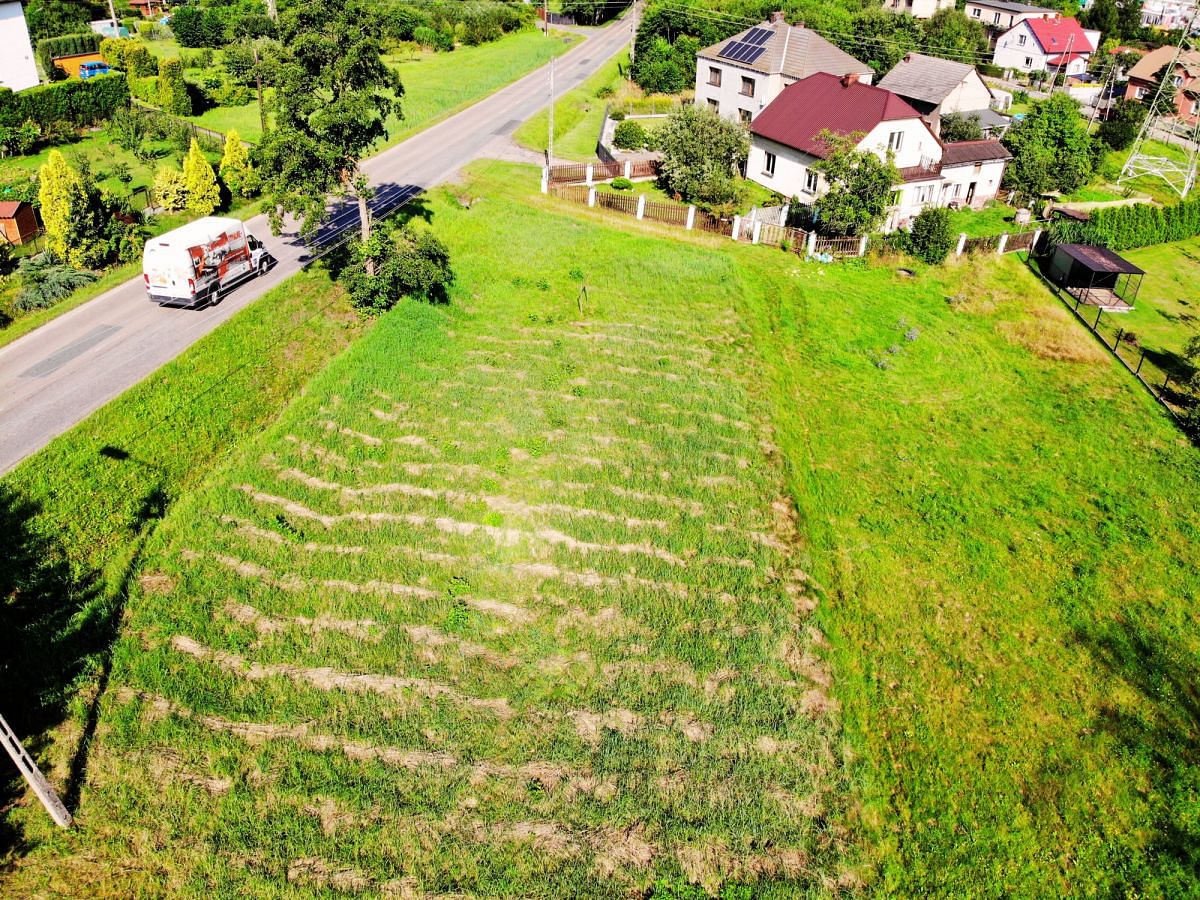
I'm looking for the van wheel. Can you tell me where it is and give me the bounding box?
[258,258,268,276]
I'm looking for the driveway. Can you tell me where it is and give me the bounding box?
[0,15,638,474]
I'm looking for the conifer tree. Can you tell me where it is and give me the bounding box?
[158,58,192,116]
[218,130,257,199]
[183,139,220,216]
[37,150,87,262]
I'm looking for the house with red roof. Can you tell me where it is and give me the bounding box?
[992,15,1100,77]
[747,73,1012,231]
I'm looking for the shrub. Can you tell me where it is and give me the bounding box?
[0,121,41,156]
[153,166,188,212]
[129,75,159,105]
[35,32,103,77]
[610,110,626,121]
[13,256,97,312]
[0,74,129,130]
[171,5,226,49]
[158,58,192,116]
[219,130,258,199]
[906,207,956,264]
[611,176,633,191]
[342,222,454,314]
[100,37,158,77]
[595,85,615,99]
[183,139,220,216]
[613,119,647,150]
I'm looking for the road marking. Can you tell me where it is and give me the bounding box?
[19,324,122,379]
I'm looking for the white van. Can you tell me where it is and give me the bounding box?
[143,216,269,308]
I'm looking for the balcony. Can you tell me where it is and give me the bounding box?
[898,158,942,182]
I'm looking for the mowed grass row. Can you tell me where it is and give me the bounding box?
[1,167,848,895]
[738,249,1200,894]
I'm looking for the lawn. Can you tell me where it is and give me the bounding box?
[4,163,1200,896]
[516,52,630,160]
[0,131,175,198]
[948,202,1027,237]
[0,164,847,896]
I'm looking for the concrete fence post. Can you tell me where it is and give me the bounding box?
[997,232,1009,255]
[585,164,594,186]
[686,205,695,230]
[806,230,817,256]
[587,187,596,207]
[779,204,790,226]
[752,221,762,244]
[956,232,967,256]
[1031,228,1042,253]
[731,215,741,241]
[624,160,632,178]
[540,167,549,194]
[636,194,645,220]
[858,234,868,257]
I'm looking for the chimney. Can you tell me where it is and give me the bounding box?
[842,73,856,88]
[769,10,786,23]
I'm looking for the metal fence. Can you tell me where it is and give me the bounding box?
[813,235,863,257]
[595,191,639,216]
[129,101,245,150]
[643,199,689,227]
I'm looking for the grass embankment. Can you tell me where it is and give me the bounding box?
[743,248,1200,895]
[0,268,362,873]
[516,52,627,159]
[1,164,848,896]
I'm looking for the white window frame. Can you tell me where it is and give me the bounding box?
[888,130,904,152]
[764,152,776,176]
[804,169,818,193]
[1017,33,1026,46]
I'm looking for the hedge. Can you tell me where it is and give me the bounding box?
[0,73,129,129]
[35,32,103,78]
[1049,200,1200,251]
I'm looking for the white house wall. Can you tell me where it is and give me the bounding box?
[993,20,1093,74]
[936,75,995,116]
[0,2,39,92]
[747,136,824,200]
[859,118,939,169]
[693,58,781,123]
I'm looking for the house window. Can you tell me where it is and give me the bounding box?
[707,98,719,111]
[1024,57,1033,67]
[739,108,752,125]
[764,152,776,176]
[889,189,903,207]
[993,11,1001,23]
[1017,33,1026,46]
[971,7,980,16]
[1136,86,1148,99]
[1173,74,1183,86]
[708,67,721,87]
[740,76,755,97]
[804,169,818,193]
[887,130,904,152]
[953,183,962,197]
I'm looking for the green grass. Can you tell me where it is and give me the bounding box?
[948,202,1025,237]
[0,131,173,197]
[5,163,1200,896]
[1098,140,1194,206]
[515,52,628,159]
[0,164,847,895]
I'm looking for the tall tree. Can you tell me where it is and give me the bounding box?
[23,0,92,44]
[1002,93,1095,197]
[842,10,922,75]
[920,9,989,63]
[1082,0,1120,43]
[37,150,87,263]
[219,130,258,199]
[183,139,220,216]
[811,130,898,236]
[655,104,749,210]
[255,0,403,247]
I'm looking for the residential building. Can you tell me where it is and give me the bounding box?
[746,72,1012,232]
[0,1,39,92]
[1124,44,1200,124]
[693,12,871,125]
[877,52,1009,137]
[1140,0,1197,31]
[992,16,1100,76]
[965,0,1056,40]
[881,0,956,20]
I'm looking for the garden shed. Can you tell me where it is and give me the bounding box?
[1044,243,1144,311]
[0,200,38,246]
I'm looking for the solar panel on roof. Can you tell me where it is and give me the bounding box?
[741,44,766,63]
[744,27,772,45]
[718,40,741,59]
[718,39,767,64]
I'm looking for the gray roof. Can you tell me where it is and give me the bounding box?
[698,20,869,80]
[966,0,1055,12]
[953,107,1011,130]
[877,53,983,106]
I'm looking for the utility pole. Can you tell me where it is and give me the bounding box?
[267,0,278,22]
[1050,33,1074,95]
[106,0,119,33]
[544,0,550,35]
[548,56,555,164]
[253,45,266,135]
[0,714,72,829]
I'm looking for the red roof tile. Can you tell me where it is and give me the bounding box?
[1025,17,1094,55]
[750,72,923,157]
[0,201,26,218]
[939,139,1013,166]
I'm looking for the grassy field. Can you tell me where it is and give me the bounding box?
[0,131,177,198]
[516,52,628,160]
[0,165,847,895]
[4,163,1200,896]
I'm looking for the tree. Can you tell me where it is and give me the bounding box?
[1145,63,1180,118]
[158,58,192,116]
[1002,93,1095,197]
[153,166,188,212]
[920,9,989,63]
[841,10,922,75]
[219,130,258,198]
[905,207,956,264]
[255,0,403,249]
[183,139,220,216]
[1116,0,1144,42]
[1082,0,1120,42]
[171,6,226,49]
[37,150,87,263]
[341,222,453,314]
[811,130,898,236]
[655,104,748,209]
[1097,97,1147,150]
[939,112,984,142]
[632,35,699,95]
[561,0,630,26]
[23,0,91,44]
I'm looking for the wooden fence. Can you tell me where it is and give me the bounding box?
[546,160,660,186]
[595,191,640,216]
[958,229,1041,257]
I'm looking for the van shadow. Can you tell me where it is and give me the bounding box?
[1073,617,1200,877]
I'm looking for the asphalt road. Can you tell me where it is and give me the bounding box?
[0,17,636,474]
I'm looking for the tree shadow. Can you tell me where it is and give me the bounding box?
[1074,617,1200,882]
[0,457,170,857]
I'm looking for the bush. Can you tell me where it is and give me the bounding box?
[0,121,41,156]
[613,119,648,150]
[171,5,226,49]
[13,256,97,312]
[610,110,626,121]
[1051,199,1200,250]
[611,176,633,190]
[0,73,129,130]
[153,166,188,212]
[342,222,454,314]
[100,37,158,77]
[905,207,956,264]
[129,75,159,105]
[157,58,192,116]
